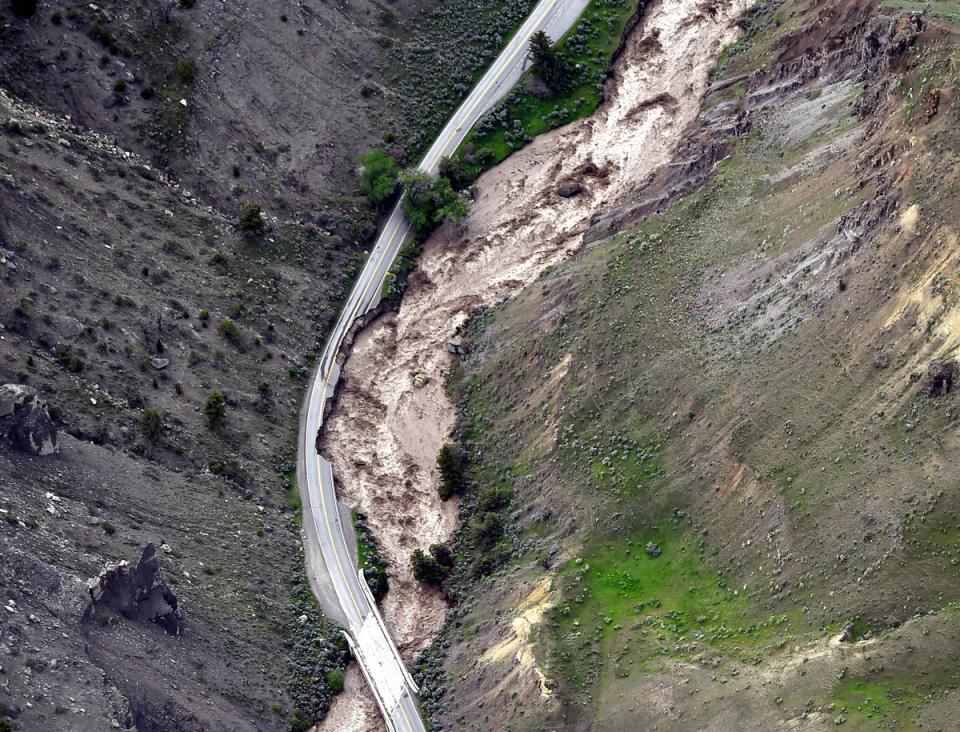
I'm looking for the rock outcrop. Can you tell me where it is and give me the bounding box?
[86,544,181,635]
[0,383,58,455]
[926,359,955,398]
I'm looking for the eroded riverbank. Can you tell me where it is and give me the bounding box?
[317,0,750,726]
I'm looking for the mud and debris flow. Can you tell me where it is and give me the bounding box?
[317,0,750,726]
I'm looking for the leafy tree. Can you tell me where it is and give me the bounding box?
[411,547,451,584]
[400,169,470,237]
[436,443,466,500]
[236,202,266,236]
[359,150,400,205]
[203,390,227,430]
[140,408,163,440]
[438,155,472,191]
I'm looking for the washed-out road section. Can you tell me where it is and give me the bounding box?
[295,0,590,730]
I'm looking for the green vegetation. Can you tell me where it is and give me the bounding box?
[236,202,266,237]
[548,523,793,690]
[353,510,389,603]
[436,443,467,499]
[829,679,927,728]
[387,0,538,155]
[461,0,639,171]
[140,408,163,440]
[203,390,227,430]
[217,318,245,349]
[54,346,84,373]
[883,0,960,22]
[399,169,470,237]
[326,668,345,694]
[358,149,400,205]
[174,58,196,85]
[411,544,455,584]
[286,572,350,731]
[380,239,423,303]
[527,30,573,94]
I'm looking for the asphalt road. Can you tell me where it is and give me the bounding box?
[296,0,590,728]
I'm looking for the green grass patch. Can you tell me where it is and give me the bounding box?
[352,510,389,602]
[381,239,423,303]
[547,523,795,693]
[883,1,960,22]
[830,679,926,728]
[459,0,640,173]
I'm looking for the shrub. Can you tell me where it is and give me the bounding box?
[469,511,504,549]
[11,0,38,18]
[217,318,245,349]
[140,408,163,439]
[436,443,466,499]
[289,717,310,732]
[326,668,345,694]
[203,390,227,429]
[476,484,512,513]
[236,202,266,236]
[358,149,400,205]
[54,346,84,373]
[174,58,196,85]
[113,79,126,93]
[399,169,470,237]
[411,544,453,584]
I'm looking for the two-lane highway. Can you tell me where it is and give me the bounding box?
[296,0,591,729]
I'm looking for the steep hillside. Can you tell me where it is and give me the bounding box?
[0,0,556,731]
[418,1,960,729]
[0,86,356,730]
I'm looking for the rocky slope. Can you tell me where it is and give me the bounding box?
[402,0,960,729]
[0,0,544,730]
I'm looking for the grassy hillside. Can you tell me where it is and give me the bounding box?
[417,1,960,729]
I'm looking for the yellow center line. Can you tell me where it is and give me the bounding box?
[424,0,560,167]
[397,692,416,732]
[314,452,364,621]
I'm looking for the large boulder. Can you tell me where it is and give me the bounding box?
[86,544,181,635]
[926,359,955,398]
[0,383,59,455]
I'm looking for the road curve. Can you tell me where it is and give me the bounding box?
[296,0,590,729]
